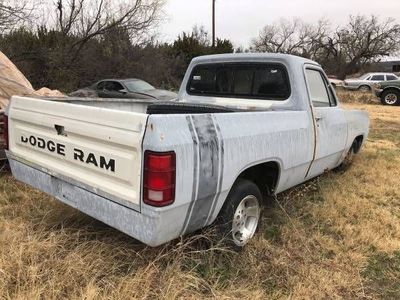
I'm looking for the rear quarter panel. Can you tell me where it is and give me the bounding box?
[343,109,370,154]
[144,110,314,236]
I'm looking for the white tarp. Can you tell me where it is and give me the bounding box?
[0,51,65,111]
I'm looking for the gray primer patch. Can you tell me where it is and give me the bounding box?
[205,116,224,225]
[180,116,199,235]
[183,114,220,234]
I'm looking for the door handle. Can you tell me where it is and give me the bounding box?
[315,117,323,122]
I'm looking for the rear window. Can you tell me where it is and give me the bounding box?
[187,63,291,100]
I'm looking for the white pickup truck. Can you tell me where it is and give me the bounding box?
[5,54,369,249]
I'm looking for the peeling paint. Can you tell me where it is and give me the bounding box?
[181,114,221,234]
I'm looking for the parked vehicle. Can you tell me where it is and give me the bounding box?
[70,78,177,101]
[343,73,398,92]
[327,76,344,88]
[5,53,369,249]
[375,79,400,106]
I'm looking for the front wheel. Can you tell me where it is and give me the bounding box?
[217,179,262,250]
[380,90,400,106]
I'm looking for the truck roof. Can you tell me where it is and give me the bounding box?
[191,53,319,66]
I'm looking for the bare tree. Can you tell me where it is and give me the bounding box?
[191,25,211,47]
[252,15,400,78]
[250,18,329,57]
[0,0,35,30]
[322,15,400,78]
[55,0,164,58]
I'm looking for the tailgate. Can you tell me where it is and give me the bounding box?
[8,96,148,208]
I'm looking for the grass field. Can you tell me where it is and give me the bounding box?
[0,92,399,299]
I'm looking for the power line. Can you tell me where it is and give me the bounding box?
[212,0,215,47]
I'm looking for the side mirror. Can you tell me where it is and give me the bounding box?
[119,88,128,94]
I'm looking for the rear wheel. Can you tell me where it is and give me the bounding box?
[358,85,371,92]
[380,90,400,106]
[217,179,262,250]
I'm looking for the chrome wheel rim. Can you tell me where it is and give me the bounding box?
[385,93,398,105]
[231,195,260,246]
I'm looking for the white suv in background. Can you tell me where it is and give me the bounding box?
[344,73,398,92]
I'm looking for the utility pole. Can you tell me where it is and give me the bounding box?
[212,0,216,47]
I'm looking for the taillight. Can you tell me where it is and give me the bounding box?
[2,114,8,150]
[143,151,176,207]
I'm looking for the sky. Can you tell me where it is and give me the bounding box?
[161,0,400,48]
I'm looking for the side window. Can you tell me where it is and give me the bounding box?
[105,81,124,92]
[327,85,337,106]
[113,82,124,92]
[371,75,385,81]
[306,69,332,107]
[386,75,397,81]
[97,81,106,90]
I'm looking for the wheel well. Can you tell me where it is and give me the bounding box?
[382,88,400,95]
[359,85,371,90]
[237,161,280,198]
[353,135,364,153]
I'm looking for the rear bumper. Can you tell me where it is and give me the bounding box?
[7,153,185,247]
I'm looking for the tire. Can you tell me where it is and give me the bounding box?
[358,85,371,92]
[217,179,262,251]
[380,89,400,106]
[335,140,357,172]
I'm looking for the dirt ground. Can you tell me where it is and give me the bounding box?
[0,92,399,299]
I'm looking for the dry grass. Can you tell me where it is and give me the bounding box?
[336,89,380,105]
[1,92,399,299]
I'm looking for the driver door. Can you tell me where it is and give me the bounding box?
[305,67,347,179]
